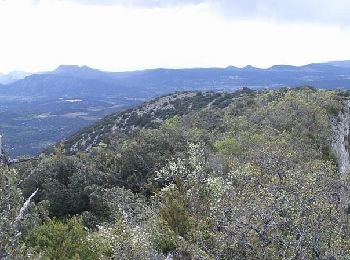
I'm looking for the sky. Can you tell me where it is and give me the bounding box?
[1,0,350,73]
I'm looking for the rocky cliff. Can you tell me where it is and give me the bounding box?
[0,135,9,166]
[0,152,9,166]
[331,99,350,219]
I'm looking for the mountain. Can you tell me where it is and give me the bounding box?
[2,62,350,101]
[53,65,103,76]
[327,60,350,68]
[0,74,123,98]
[3,61,350,157]
[51,65,119,83]
[0,71,31,85]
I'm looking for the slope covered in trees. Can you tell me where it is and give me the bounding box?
[58,89,254,154]
[2,88,350,259]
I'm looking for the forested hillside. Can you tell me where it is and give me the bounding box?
[2,87,350,259]
[59,89,254,154]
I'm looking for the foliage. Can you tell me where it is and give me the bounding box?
[21,155,114,219]
[4,88,350,259]
[26,217,107,260]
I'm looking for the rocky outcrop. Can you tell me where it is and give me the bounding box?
[331,100,350,174]
[0,144,9,166]
[0,154,8,166]
[0,135,9,166]
[331,100,350,218]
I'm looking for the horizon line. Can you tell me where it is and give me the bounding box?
[1,59,350,75]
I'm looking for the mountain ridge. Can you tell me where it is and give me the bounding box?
[2,61,350,100]
[0,71,31,85]
[3,60,350,157]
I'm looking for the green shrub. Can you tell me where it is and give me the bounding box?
[150,217,179,254]
[214,136,242,157]
[26,217,107,260]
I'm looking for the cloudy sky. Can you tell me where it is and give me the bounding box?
[1,0,350,73]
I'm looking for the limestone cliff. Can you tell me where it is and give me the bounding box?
[331,100,350,217]
[0,153,9,166]
[0,135,9,166]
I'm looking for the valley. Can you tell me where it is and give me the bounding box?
[2,61,350,157]
[0,96,141,157]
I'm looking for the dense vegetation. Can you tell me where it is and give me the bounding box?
[59,90,251,155]
[3,87,350,259]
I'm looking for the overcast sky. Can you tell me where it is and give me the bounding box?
[1,0,350,73]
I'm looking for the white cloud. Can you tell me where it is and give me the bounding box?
[214,0,350,27]
[64,0,350,26]
[63,0,203,7]
[0,0,350,73]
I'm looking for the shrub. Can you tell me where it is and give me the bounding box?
[26,217,107,260]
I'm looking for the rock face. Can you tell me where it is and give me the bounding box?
[0,156,7,166]
[331,100,350,217]
[0,135,9,166]
[331,100,350,175]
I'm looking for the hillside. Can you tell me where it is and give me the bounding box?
[5,88,350,259]
[60,88,254,154]
[5,88,350,258]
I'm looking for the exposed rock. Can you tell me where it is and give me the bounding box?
[0,135,9,166]
[13,188,39,228]
[331,100,350,219]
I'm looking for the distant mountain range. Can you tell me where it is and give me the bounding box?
[2,61,350,100]
[0,71,31,85]
[2,60,350,157]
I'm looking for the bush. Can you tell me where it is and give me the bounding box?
[150,217,179,254]
[26,217,107,260]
